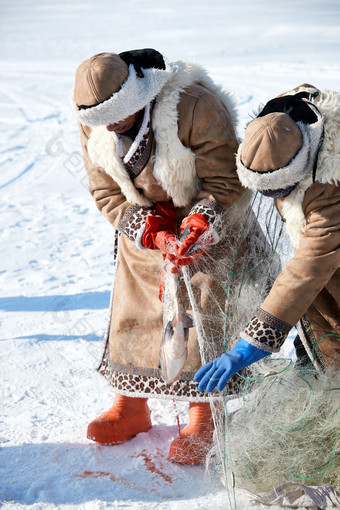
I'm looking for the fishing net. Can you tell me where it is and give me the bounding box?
[158,190,286,402]
[161,190,286,393]
[174,189,289,365]
[173,191,339,507]
[223,365,340,492]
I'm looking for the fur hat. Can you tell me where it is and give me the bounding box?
[71,49,172,127]
[236,94,324,197]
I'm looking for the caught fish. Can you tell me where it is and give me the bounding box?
[159,270,194,384]
[159,226,195,384]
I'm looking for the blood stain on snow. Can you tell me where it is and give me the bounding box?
[74,470,111,478]
[131,448,173,483]
[74,470,135,488]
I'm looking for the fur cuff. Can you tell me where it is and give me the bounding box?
[240,332,280,354]
[135,225,147,250]
[187,198,224,242]
[241,308,292,353]
[118,204,152,247]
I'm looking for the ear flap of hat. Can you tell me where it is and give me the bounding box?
[258,95,319,124]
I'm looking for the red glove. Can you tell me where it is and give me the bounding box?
[142,201,179,263]
[176,213,212,267]
[152,230,179,262]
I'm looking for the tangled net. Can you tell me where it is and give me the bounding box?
[177,191,339,507]
[217,364,340,502]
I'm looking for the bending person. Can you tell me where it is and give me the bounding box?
[71,49,246,463]
[195,84,340,392]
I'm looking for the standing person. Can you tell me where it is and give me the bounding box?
[195,84,340,392]
[71,49,245,463]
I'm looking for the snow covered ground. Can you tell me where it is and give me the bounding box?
[0,1,339,509]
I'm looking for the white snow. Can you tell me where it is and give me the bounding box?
[0,0,339,509]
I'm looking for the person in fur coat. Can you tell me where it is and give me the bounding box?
[71,49,246,463]
[195,84,340,393]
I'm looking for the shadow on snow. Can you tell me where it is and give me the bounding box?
[0,291,110,312]
[0,432,224,505]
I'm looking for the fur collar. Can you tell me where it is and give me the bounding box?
[87,126,153,206]
[87,60,238,208]
[282,88,340,249]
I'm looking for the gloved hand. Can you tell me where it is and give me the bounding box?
[194,338,271,392]
[142,201,179,264]
[151,230,179,263]
[176,213,213,267]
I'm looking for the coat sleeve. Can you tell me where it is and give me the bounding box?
[79,123,129,227]
[78,123,155,248]
[188,89,241,210]
[177,88,242,241]
[240,184,340,352]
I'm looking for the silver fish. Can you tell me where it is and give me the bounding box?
[159,270,194,384]
[159,227,195,384]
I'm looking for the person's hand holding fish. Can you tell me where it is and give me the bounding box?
[152,230,180,265]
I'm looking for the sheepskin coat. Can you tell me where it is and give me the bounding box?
[77,61,245,401]
[244,85,340,371]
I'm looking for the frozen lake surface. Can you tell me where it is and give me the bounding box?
[0,1,339,508]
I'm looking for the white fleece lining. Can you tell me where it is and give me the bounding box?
[236,105,324,192]
[281,173,313,249]
[71,63,172,127]
[151,71,198,208]
[87,125,153,207]
[135,225,147,250]
[282,89,340,249]
[152,60,238,207]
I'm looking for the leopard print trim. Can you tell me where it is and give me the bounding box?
[123,101,155,179]
[241,308,292,353]
[189,198,224,239]
[256,308,292,334]
[97,343,245,402]
[241,331,281,353]
[124,127,153,179]
[113,229,119,261]
[118,204,155,249]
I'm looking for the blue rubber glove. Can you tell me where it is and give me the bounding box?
[194,338,271,392]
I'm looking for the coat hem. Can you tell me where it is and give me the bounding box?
[106,385,239,403]
[96,338,245,402]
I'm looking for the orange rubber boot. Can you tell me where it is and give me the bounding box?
[168,402,214,464]
[87,395,152,444]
